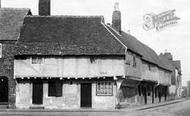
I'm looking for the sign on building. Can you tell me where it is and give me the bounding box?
[143,9,180,31]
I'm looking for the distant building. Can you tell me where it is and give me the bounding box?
[187,81,190,96]
[182,86,187,97]
[159,52,182,99]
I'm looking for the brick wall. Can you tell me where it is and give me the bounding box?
[0,41,16,108]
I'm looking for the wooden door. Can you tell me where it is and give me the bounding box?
[0,77,8,103]
[152,86,155,103]
[32,82,43,105]
[81,83,92,107]
[143,86,147,104]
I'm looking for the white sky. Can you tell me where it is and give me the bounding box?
[2,0,190,86]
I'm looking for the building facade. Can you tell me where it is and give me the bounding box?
[187,81,190,96]
[15,56,125,109]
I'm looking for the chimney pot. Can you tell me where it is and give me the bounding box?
[112,2,121,33]
[114,2,119,11]
[163,52,173,60]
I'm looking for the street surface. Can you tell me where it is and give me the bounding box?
[129,98,190,116]
[0,98,190,116]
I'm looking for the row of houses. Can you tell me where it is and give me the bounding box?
[0,0,182,109]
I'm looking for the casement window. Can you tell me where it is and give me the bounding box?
[132,56,137,68]
[96,81,113,96]
[0,43,2,58]
[148,64,152,71]
[31,57,43,64]
[48,81,62,97]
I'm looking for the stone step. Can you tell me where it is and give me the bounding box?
[0,105,8,109]
[30,106,45,109]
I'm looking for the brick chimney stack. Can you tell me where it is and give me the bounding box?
[39,0,50,16]
[163,52,173,60]
[112,2,121,33]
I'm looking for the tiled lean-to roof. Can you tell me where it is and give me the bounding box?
[0,8,31,40]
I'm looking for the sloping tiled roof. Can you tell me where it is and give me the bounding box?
[159,54,175,71]
[15,16,125,55]
[173,60,182,75]
[173,60,181,70]
[159,53,182,72]
[106,25,172,71]
[0,8,31,40]
[15,14,172,71]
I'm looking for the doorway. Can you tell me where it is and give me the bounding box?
[81,83,92,108]
[0,76,8,103]
[32,81,43,105]
[143,86,147,104]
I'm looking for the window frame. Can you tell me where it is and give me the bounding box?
[48,80,63,97]
[148,64,151,71]
[48,81,56,97]
[31,57,44,64]
[96,81,113,96]
[132,55,137,68]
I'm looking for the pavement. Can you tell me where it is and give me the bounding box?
[123,98,186,112]
[0,98,186,113]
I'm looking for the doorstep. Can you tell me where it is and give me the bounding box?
[30,106,45,109]
[0,102,8,109]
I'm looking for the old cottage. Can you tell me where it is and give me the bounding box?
[14,0,127,109]
[13,0,175,109]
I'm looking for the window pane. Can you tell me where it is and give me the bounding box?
[48,81,56,96]
[133,56,136,67]
[96,81,113,96]
[56,81,62,97]
[32,57,43,64]
[48,81,63,97]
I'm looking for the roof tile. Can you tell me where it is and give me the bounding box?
[16,16,125,55]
